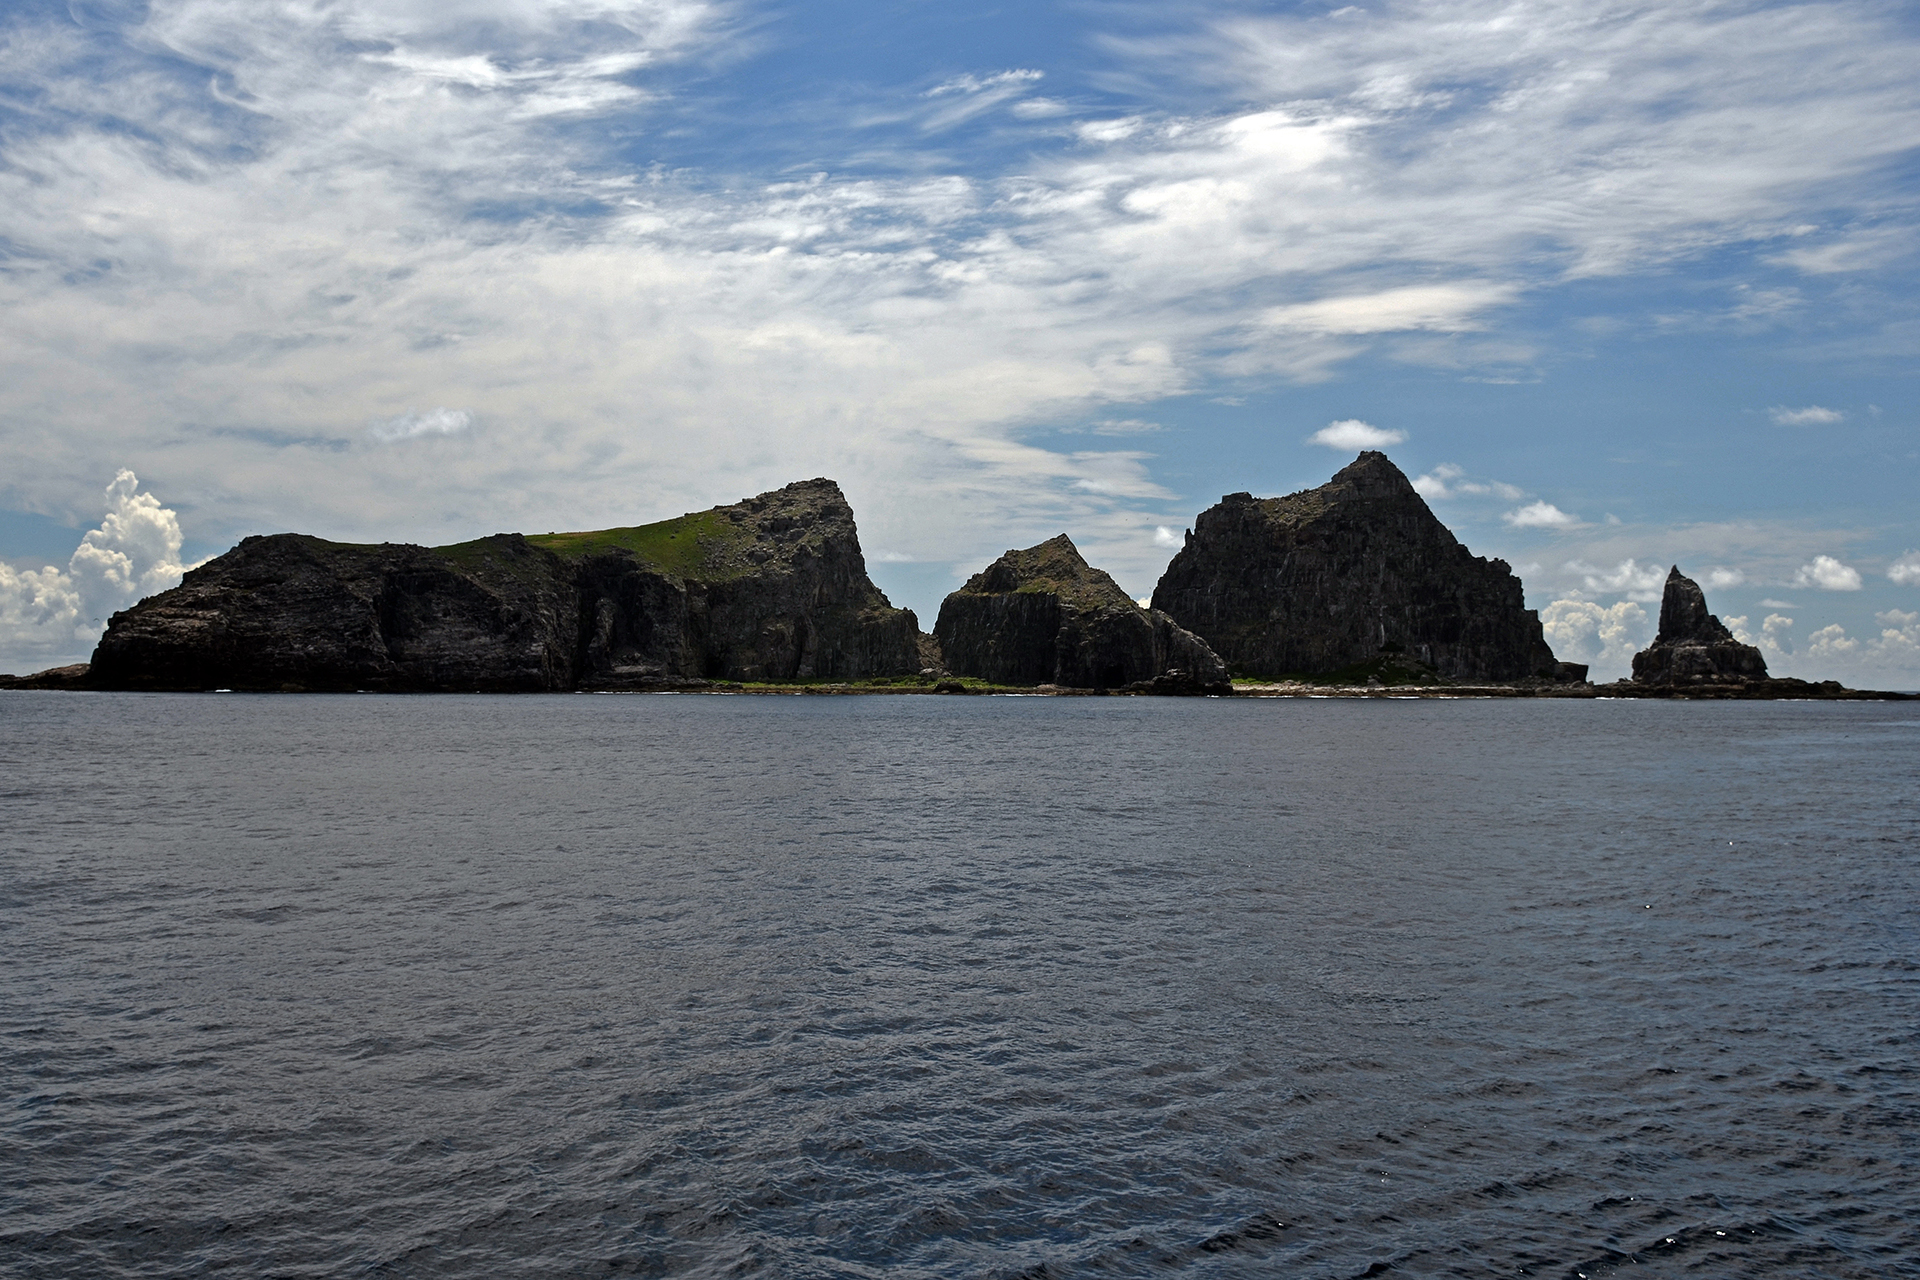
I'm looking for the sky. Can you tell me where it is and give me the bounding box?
[2,0,1918,683]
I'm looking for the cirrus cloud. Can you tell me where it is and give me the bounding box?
[1260,283,1516,335]
[2,0,1920,618]
[369,407,475,443]
[1768,405,1844,426]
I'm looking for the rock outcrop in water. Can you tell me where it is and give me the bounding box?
[0,664,93,691]
[1628,567,1769,686]
[87,479,922,691]
[1150,452,1572,683]
[934,535,1229,693]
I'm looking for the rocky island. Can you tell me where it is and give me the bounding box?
[1631,566,1770,686]
[1581,566,1900,699]
[1151,452,1581,684]
[83,479,923,691]
[934,535,1228,694]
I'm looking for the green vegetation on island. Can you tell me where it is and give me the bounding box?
[522,509,755,580]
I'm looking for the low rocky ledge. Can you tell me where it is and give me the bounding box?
[1588,677,1911,700]
[1226,677,1910,700]
[0,663,94,691]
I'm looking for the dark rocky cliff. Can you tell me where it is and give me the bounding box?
[88,479,922,691]
[1150,452,1564,682]
[934,535,1228,692]
[1629,567,1768,686]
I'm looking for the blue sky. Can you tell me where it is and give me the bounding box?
[3,0,1918,681]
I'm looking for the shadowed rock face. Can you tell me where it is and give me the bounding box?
[1629,567,1768,686]
[1150,452,1563,682]
[934,535,1228,692]
[87,479,922,691]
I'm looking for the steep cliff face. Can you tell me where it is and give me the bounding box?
[1629,567,1768,686]
[934,535,1228,691]
[88,479,922,691]
[1150,452,1564,682]
[559,479,921,686]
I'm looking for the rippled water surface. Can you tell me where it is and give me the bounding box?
[4,692,1919,1278]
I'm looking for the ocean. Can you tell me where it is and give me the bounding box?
[3,692,1917,1278]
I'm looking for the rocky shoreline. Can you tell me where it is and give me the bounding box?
[9,669,1908,698]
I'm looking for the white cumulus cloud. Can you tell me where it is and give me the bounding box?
[1759,608,1920,684]
[1768,405,1844,425]
[1793,554,1863,591]
[1505,501,1578,529]
[1704,567,1745,589]
[1806,622,1858,657]
[1411,463,1524,501]
[1873,609,1920,661]
[1567,557,1666,600]
[1540,598,1648,679]
[1152,525,1182,548]
[0,470,192,673]
[1410,466,1456,499]
[1761,613,1794,654]
[1888,551,1920,585]
[1308,419,1406,450]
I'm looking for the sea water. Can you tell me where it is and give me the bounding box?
[3,692,1917,1278]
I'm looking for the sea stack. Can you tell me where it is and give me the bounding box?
[1151,451,1569,682]
[934,535,1228,692]
[88,479,923,691]
[1629,566,1768,686]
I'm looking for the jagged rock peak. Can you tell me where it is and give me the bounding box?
[966,534,1133,609]
[1212,450,1426,530]
[731,477,852,522]
[1630,566,1767,686]
[1152,452,1566,683]
[1329,448,1424,497]
[936,535,1228,692]
[1655,564,1736,645]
